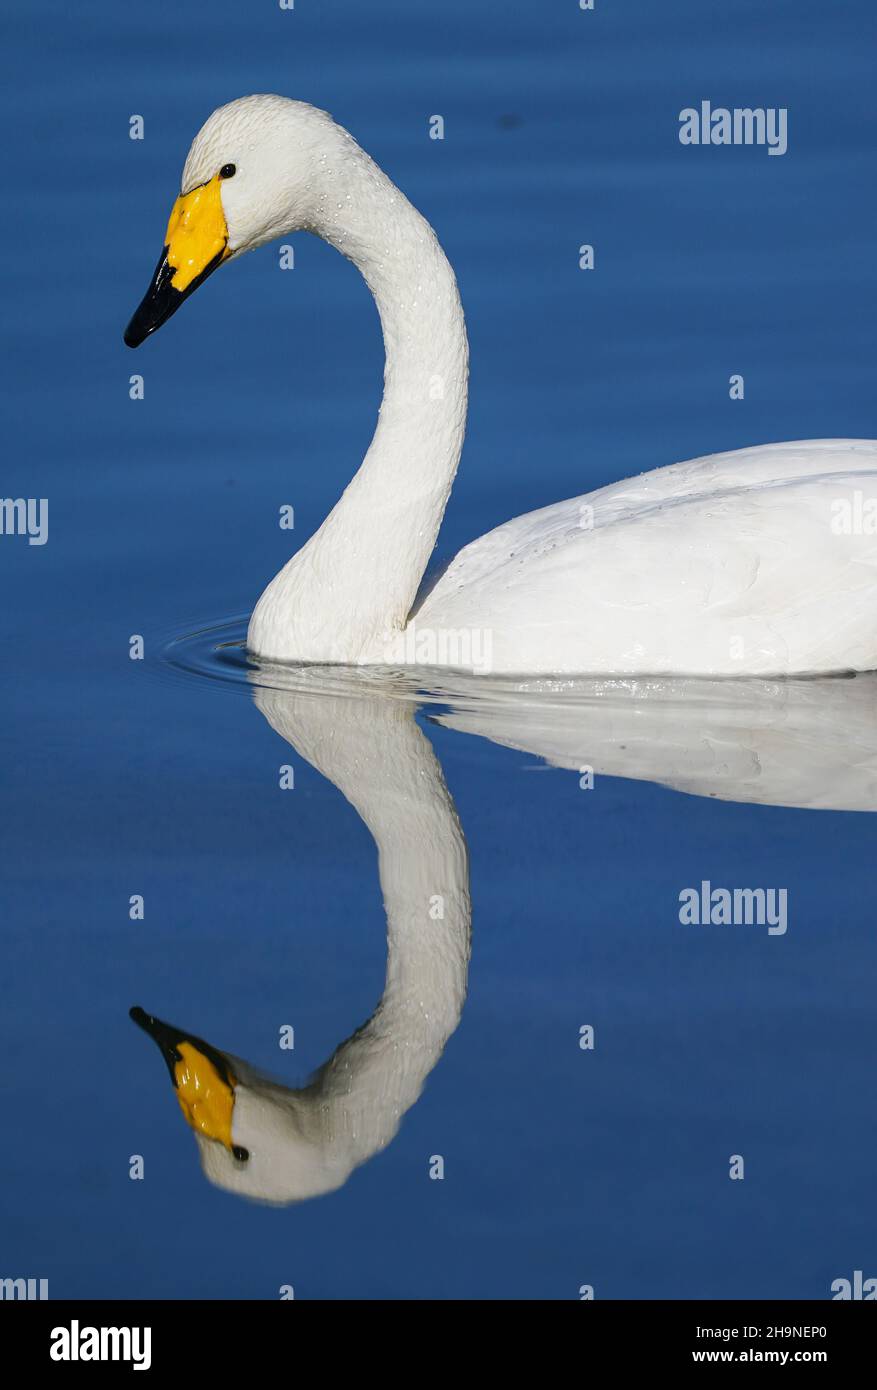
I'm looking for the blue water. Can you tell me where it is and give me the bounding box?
[2,0,875,1299]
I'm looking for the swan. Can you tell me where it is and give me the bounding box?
[131,680,470,1204]
[124,94,877,676]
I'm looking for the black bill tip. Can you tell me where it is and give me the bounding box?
[130,1005,186,1081]
[129,1005,235,1088]
[123,244,226,348]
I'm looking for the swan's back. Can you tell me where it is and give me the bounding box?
[417,440,877,676]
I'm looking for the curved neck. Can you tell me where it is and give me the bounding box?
[248,140,469,662]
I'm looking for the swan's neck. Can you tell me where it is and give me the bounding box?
[248,140,469,663]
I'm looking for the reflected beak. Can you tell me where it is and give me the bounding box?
[130,1005,205,1082]
[130,1005,248,1159]
[124,174,231,347]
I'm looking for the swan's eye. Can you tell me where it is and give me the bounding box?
[232,1145,249,1162]
[219,163,237,180]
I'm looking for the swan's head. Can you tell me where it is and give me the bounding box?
[124,95,342,348]
[130,1005,355,1204]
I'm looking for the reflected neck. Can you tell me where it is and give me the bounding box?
[256,685,470,1171]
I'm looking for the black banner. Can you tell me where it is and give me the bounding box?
[2,1299,873,1373]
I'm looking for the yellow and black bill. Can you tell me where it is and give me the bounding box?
[124,174,231,348]
[130,1005,249,1161]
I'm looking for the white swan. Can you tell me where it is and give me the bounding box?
[132,682,470,1204]
[125,94,877,677]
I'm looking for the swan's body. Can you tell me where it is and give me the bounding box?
[415,440,877,676]
[125,95,877,676]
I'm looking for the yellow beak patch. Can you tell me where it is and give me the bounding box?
[164,175,230,293]
[173,1041,237,1151]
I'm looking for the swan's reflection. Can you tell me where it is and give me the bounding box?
[132,667,876,1204]
[430,671,877,812]
[241,663,877,812]
[133,680,470,1204]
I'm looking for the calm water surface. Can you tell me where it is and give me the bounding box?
[1,0,875,1298]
